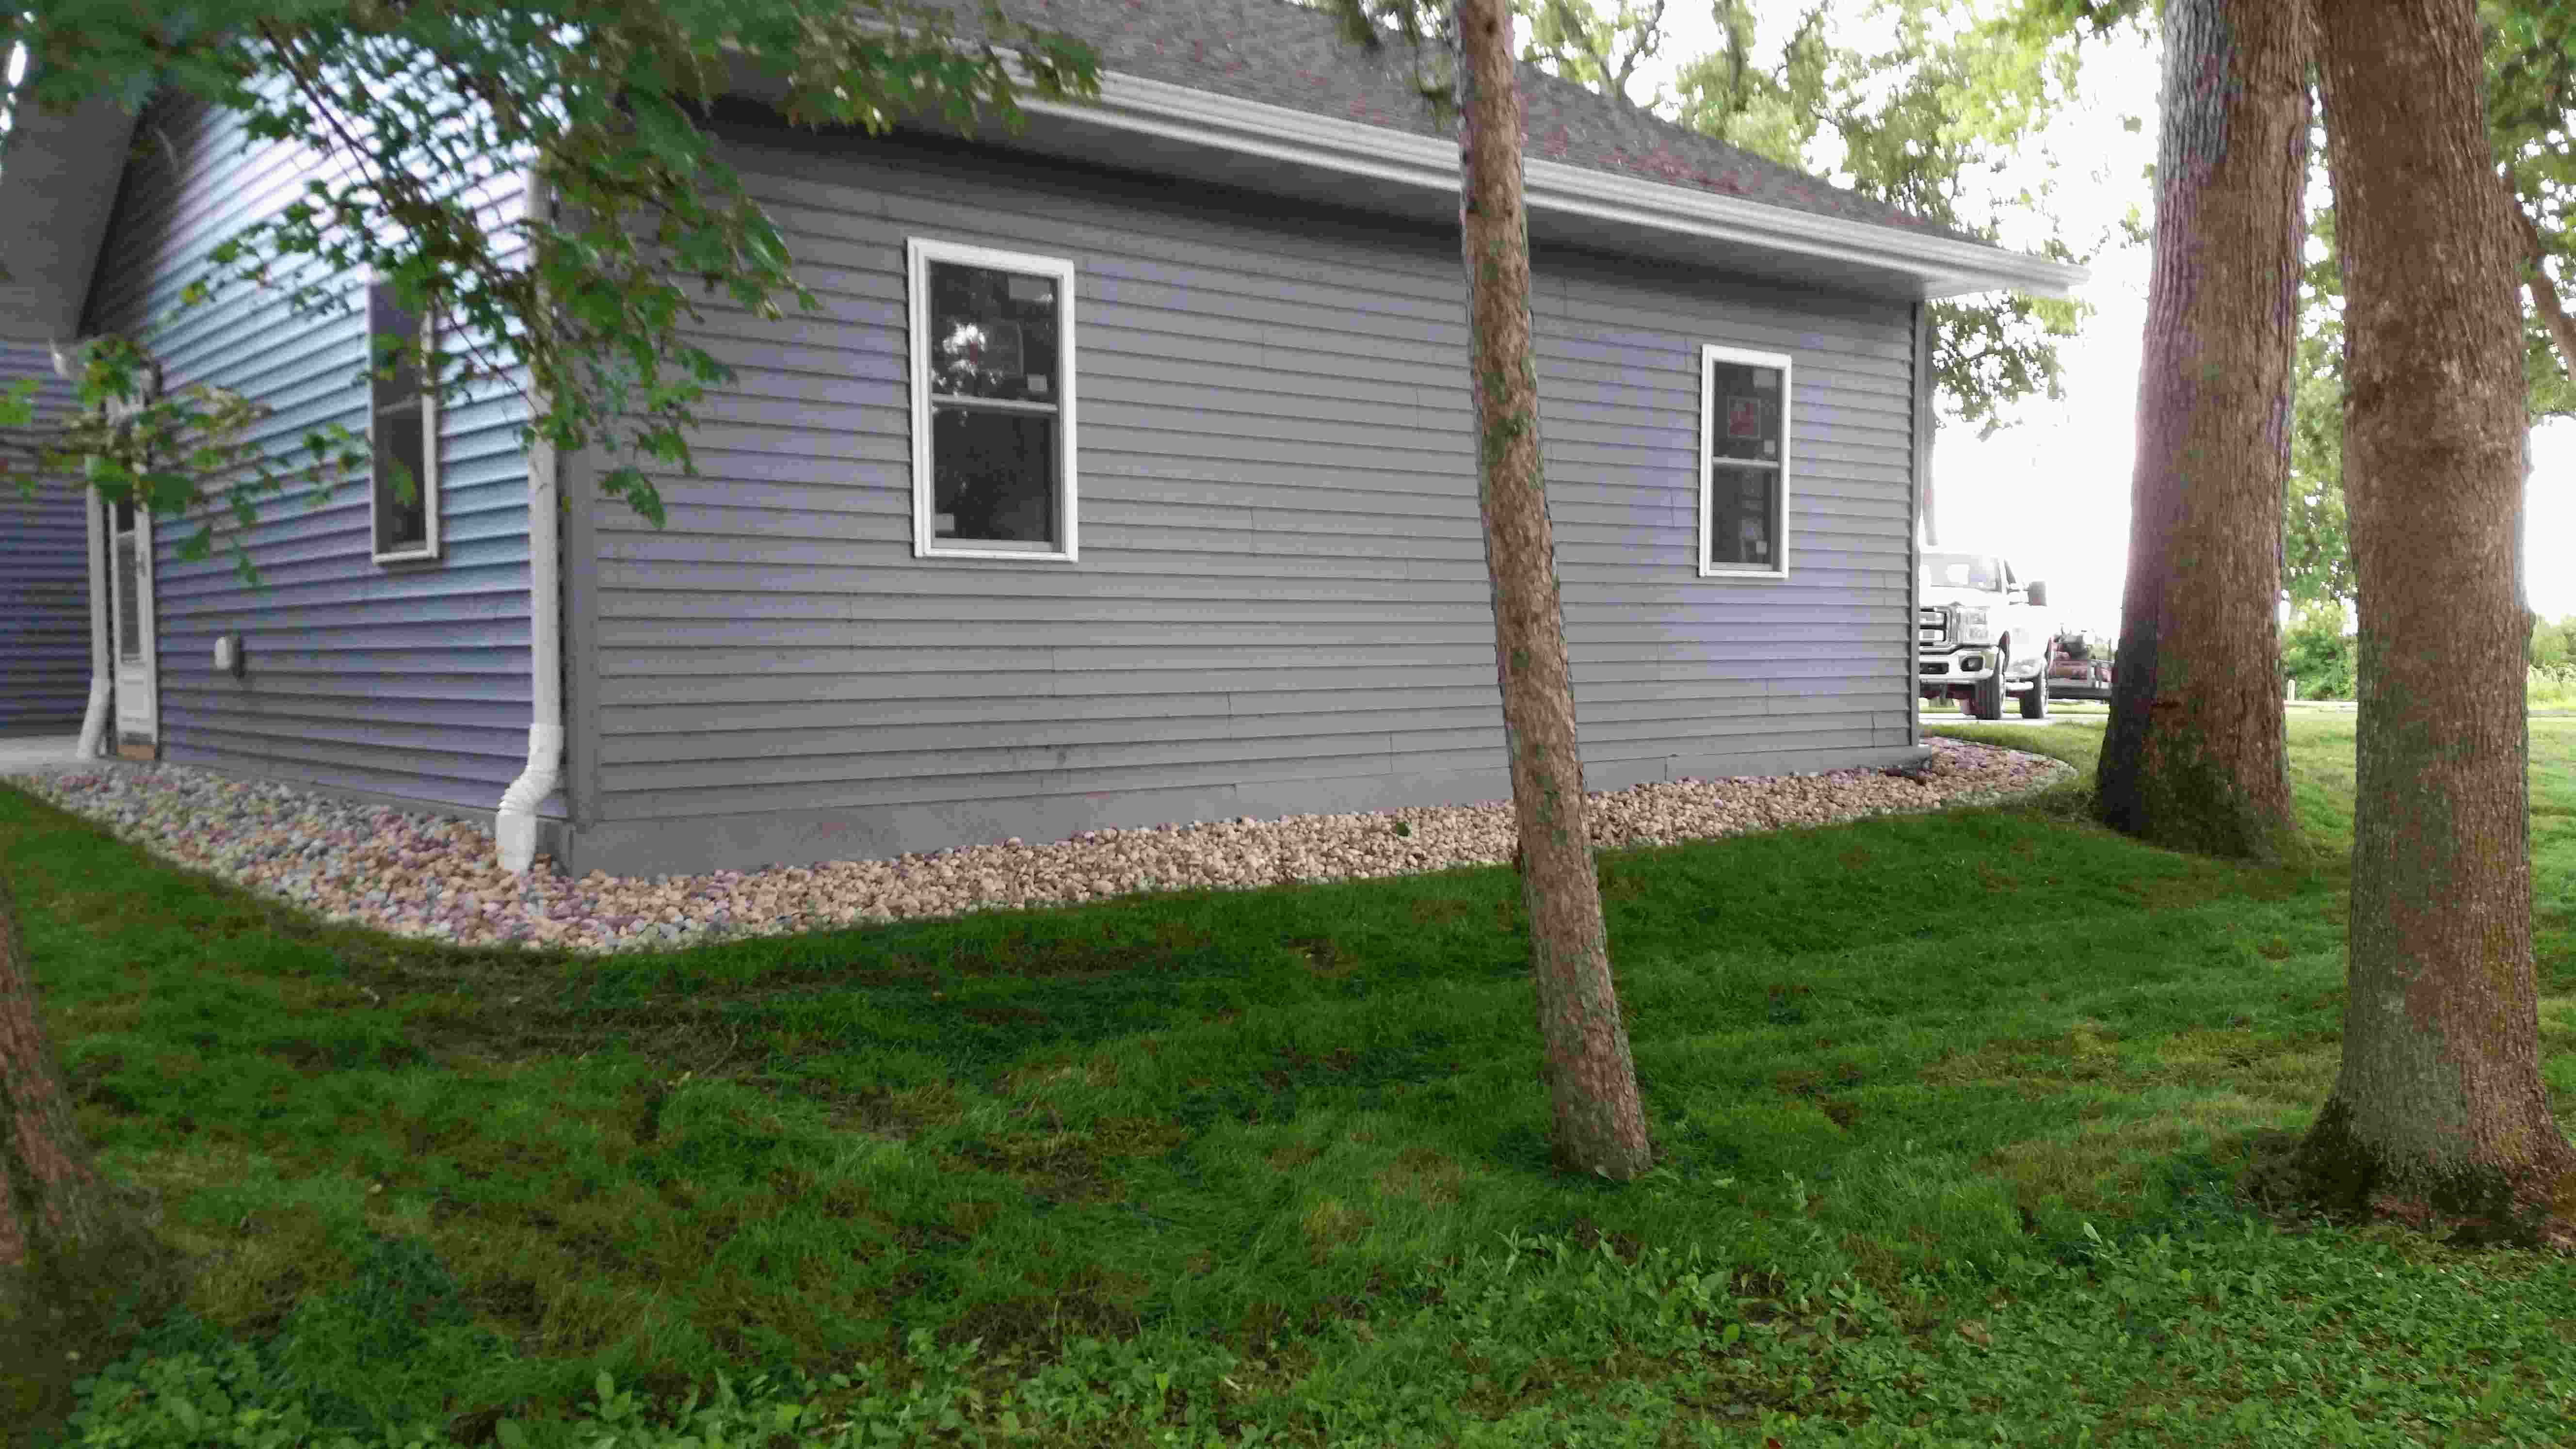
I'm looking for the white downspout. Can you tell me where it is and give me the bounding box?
[495,164,563,873]
[76,485,111,758]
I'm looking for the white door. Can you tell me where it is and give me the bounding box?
[109,498,157,754]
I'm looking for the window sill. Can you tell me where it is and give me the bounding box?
[1700,564,1788,580]
[373,546,443,565]
[918,542,1078,563]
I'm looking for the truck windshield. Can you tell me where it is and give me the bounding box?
[1920,551,2002,592]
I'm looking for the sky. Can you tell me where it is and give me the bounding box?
[1623,3,2576,636]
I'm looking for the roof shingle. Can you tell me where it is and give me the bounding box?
[979,0,1975,242]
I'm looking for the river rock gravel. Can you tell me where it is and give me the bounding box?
[6,738,2073,956]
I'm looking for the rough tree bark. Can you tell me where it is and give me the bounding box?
[1454,0,1652,1180]
[2095,0,2305,861]
[2278,0,2576,1239]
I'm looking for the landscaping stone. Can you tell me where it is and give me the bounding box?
[5,738,2074,956]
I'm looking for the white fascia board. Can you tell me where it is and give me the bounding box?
[1019,71,2088,302]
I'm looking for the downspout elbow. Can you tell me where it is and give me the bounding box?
[495,725,564,873]
[76,676,110,759]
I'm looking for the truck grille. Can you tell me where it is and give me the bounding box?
[1917,605,1950,648]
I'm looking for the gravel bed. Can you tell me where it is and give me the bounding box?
[5,738,2074,956]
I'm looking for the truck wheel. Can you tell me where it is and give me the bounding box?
[1971,655,2007,720]
[2019,664,2049,720]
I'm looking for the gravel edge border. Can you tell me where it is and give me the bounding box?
[6,736,2078,956]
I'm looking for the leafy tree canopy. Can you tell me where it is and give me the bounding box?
[1517,0,2107,436]
[2020,0,2576,609]
[0,0,1099,572]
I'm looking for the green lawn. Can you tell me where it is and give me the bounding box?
[9,717,2576,1446]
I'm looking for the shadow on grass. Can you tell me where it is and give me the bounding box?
[4,716,2570,1438]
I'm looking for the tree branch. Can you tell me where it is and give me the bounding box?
[2513,192,2576,387]
[1605,0,1668,105]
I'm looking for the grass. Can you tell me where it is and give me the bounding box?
[2533,670,2576,713]
[7,716,2576,1446]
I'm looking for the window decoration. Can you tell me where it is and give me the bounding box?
[908,239,1078,560]
[1699,343,1792,578]
[369,279,440,563]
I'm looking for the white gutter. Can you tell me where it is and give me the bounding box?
[1017,71,2091,302]
[495,164,563,874]
[76,485,110,758]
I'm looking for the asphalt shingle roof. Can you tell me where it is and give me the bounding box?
[984,0,1970,242]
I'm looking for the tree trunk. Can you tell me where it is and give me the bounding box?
[2286,0,2576,1238]
[1454,0,1651,1181]
[2095,0,2305,861]
[0,869,120,1293]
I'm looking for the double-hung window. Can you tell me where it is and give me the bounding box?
[908,239,1078,560]
[368,279,440,563]
[1698,343,1792,578]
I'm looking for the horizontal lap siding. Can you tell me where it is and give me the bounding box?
[86,95,532,810]
[0,345,90,735]
[1536,260,1917,757]
[575,135,1916,869]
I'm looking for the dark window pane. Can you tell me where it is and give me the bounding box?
[1709,360,1785,463]
[376,406,429,551]
[933,407,1056,545]
[115,533,140,658]
[928,261,1061,403]
[369,281,424,402]
[1708,463,1778,567]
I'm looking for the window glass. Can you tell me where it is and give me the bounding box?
[1707,464,1778,569]
[370,280,435,558]
[929,263,1060,404]
[115,533,140,659]
[374,409,429,547]
[1707,360,1785,464]
[932,409,1056,545]
[913,241,1074,557]
[370,284,423,396]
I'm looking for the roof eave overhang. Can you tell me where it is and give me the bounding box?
[1011,70,2088,302]
[0,84,141,343]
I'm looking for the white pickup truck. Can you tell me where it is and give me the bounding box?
[1917,549,2056,720]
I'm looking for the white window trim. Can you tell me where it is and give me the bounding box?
[368,279,443,564]
[907,237,1080,563]
[1697,342,1792,580]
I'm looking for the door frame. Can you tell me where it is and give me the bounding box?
[107,494,157,759]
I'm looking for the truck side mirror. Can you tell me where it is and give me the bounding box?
[2025,581,2049,607]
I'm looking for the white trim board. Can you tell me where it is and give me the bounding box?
[1698,342,1794,581]
[906,237,1080,563]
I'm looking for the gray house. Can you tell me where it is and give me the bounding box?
[0,0,2081,877]
[0,347,90,739]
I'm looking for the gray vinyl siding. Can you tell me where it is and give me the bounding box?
[84,94,535,810]
[568,132,1920,874]
[0,343,90,735]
